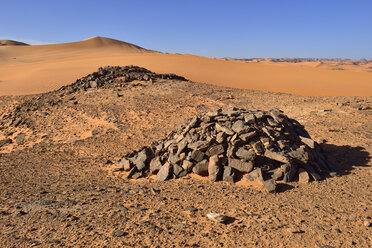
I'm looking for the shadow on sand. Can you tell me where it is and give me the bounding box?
[321,144,371,175]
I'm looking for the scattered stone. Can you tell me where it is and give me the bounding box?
[287,227,303,234]
[15,133,26,144]
[206,213,228,223]
[111,230,128,237]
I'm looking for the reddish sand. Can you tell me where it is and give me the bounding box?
[0,37,371,96]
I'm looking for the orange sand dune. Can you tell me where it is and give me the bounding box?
[0,37,371,96]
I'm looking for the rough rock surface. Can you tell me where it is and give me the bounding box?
[121,107,335,192]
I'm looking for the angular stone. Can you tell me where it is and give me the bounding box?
[188,140,210,151]
[264,150,289,163]
[239,131,256,141]
[168,153,181,164]
[281,163,297,182]
[216,132,227,143]
[192,159,208,175]
[298,168,310,183]
[208,155,221,182]
[244,168,264,183]
[263,179,276,193]
[252,141,265,154]
[176,140,188,155]
[243,113,255,123]
[149,157,162,174]
[235,148,256,161]
[206,144,225,157]
[228,158,254,173]
[120,158,133,171]
[301,163,322,181]
[299,136,316,149]
[173,164,184,177]
[90,81,98,88]
[215,123,234,135]
[232,120,250,134]
[182,160,194,172]
[288,147,309,163]
[156,163,173,181]
[222,166,236,183]
[190,150,205,162]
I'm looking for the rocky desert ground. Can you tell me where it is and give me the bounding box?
[0,65,371,248]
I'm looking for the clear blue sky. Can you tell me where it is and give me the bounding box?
[1,0,371,59]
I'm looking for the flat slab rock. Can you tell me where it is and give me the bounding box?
[120,107,333,193]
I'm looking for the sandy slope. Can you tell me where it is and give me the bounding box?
[0,37,371,96]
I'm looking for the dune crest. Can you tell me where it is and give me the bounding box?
[0,40,30,46]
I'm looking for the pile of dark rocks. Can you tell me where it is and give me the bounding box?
[0,65,188,131]
[60,65,187,93]
[119,107,336,192]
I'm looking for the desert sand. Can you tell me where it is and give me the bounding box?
[0,38,371,247]
[0,37,371,96]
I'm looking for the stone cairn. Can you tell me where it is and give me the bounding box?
[119,107,336,193]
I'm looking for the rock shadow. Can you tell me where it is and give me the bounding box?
[321,144,371,176]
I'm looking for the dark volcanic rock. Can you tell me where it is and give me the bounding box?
[119,107,332,191]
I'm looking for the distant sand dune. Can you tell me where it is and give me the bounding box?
[0,37,371,96]
[0,40,30,46]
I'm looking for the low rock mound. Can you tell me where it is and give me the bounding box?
[120,108,336,192]
[62,65,187,93]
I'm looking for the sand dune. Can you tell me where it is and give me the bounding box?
[0,40,30,46]
[0,37,371,96]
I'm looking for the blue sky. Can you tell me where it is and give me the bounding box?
[1,0,371,59]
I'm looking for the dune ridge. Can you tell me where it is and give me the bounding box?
[0,37,371,97]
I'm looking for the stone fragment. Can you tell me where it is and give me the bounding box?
[182,160,194,172]
[156,163,173,181]
[243,113,255,123]
[263,179,276,193]
[120,158,133,171]
[235,148,256,161]
[281,163,297,182]
[89,81,98,88]
[222,166,236,183]
[168,153,181,164]
[239,131,256,141]
[206,144,225,157]
[232,120,249,134]
[228,158,253,173]
[190,150,205,162]
[301,163,322,181]
[244,168,264,183]
[176,140,188,155]
[288,147,309,163]
[299,136,316,149]
[206,213,228,223]
[215,123,234,135]
[173,164,184,177]
[252,141,265,154]
[188,140,210,151]
[111,230,128,237]
[264,150,289,163]
[149,157,162,174]
[208,155,221,182]
[192,159,208,175]
[298,168,310,183]
[216,132,227,143]
[15,133,26,144]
